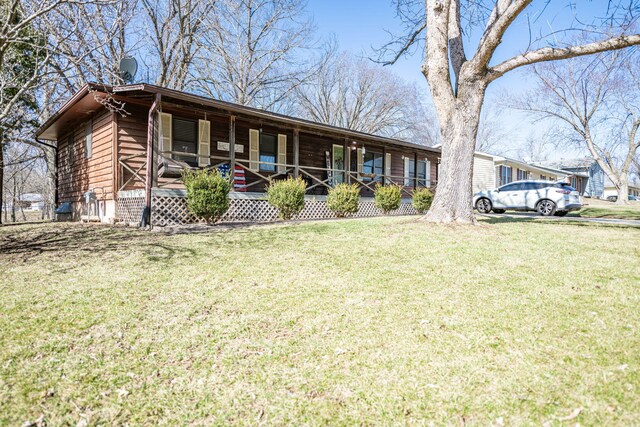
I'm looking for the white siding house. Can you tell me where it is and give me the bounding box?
[473,152,497,193]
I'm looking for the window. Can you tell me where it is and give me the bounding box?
[540,175,547,181]
[500,166,512,185]
[406,159,429,186]
[517,169,528,180]
[499,182,521,192]
[259,133,277,172]
[172,118,197,163]
[363,151,383,181]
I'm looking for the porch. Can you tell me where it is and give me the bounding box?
[112,91,437,226]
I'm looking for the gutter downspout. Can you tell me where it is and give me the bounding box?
[141,93,161,228]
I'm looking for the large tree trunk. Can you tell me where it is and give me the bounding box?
[44,145,56,219]
[422,81,486,224]
[0,142,3,225]
[615,180,629,205]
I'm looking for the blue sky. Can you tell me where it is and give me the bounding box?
[305,0,619,159]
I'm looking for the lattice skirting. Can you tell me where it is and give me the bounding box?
[116,190,145,224]
[149,193,419,227]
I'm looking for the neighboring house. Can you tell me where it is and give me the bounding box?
[36,83,441,225]
[471,151,577,193]
[18,193,45,211]
[534,158,604,198]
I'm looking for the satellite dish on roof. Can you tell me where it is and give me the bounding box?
[119,57,138,84]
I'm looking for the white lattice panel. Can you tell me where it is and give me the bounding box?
[148,194,418,226]
[116,192,145,224]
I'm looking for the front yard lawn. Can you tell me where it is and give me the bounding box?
[1,217,639,425]
[570,204,640,221]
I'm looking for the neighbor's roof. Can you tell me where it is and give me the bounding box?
[535,157,595,170]
[36,83,440,154]
[19,193,44,202]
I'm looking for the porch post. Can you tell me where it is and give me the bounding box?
[413,152,418,189]
[293,128,299,178]
[229,115,236,186]
[143,93,161,227]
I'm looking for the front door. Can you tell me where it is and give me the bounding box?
[333,145,344,185]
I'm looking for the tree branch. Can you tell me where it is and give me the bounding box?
[489,34,640,81]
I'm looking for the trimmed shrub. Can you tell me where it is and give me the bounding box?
[266,177,307,220]
[412,187,434,213]
[326,183,360,217]
[182,169,231,224]
[374,184,401,214]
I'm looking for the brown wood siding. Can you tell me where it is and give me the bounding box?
[57,108,114,203]
[108,101,440,195]
[117,105,149,191]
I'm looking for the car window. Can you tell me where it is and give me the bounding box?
[533,182,551,190]
[521,182,542,190]
[499,183,521,191]
[554,183,576,191]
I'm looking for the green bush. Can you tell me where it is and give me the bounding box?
[374,184,401,214]
[266,177,307,220]
[182,169,231,224]
[326,183,360,217]
[412,187,434,213]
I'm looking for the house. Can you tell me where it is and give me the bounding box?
[534,158,604,198]
[36,83,440,226]
[18,193,45,211]
[472,152,580,193]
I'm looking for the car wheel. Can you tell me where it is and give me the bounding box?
[475,198,492,214]
[492,209,506,214]
[553,211,567,217]
[536,199,556,216]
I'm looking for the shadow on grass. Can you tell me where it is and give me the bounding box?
[0,224,196,262]
[479,214,640,230]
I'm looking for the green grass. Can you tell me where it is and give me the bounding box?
[570,204,640,221]
[1,217,639,425]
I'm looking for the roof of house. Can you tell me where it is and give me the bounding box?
[36,82,440,154]
[19,193,44,202]
[535,157,595,170]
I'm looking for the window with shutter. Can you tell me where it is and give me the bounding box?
[172,118,197,164]
[363,151,383,182]
[259,133,277,172]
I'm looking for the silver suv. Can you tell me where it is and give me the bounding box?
[473,181,582,216]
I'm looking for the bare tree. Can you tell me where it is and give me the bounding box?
[140,0,213,90]
[516,49,640,204]
[379,1,640,223]
[1,0,121,223]
[295,47,437,144]
[475,100,509,153]
[515,129,556,163]
[40,0,135,94]
[191,0,315,111]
